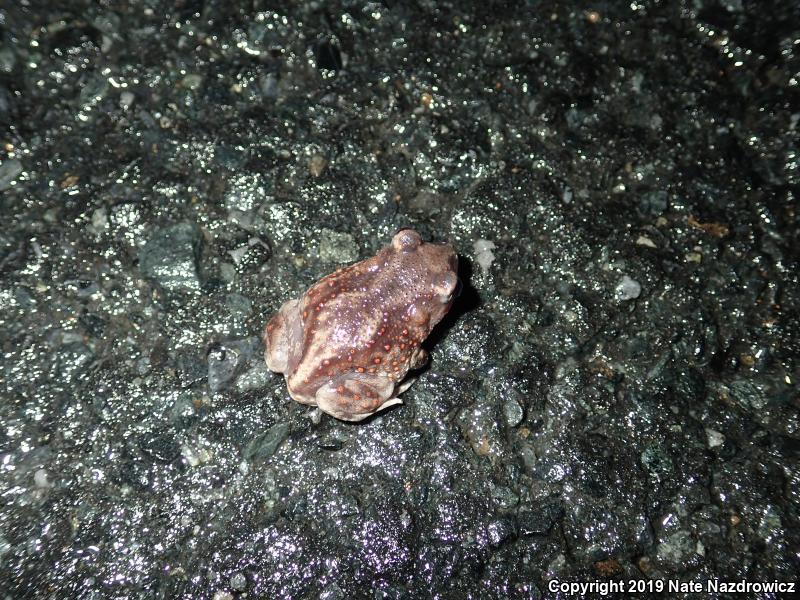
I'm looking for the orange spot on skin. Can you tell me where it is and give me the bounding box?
[400,343,406,350]
[357,367,365,373]
[303,311,308,319]
[373,357,382,364]
[354,394,361,401]
[337,385,345,394]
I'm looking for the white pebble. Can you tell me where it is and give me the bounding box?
[91,208,108,231]
[615,275,641,301]
[34,468,52,488]
[473,239,496,277]
[705,428,725,448]
[230,573,246,591]
[119,91,135,110]
[636,235,656,248]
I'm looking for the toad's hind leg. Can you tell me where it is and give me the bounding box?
[315,373,401,421]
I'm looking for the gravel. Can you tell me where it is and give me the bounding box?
[1,1,798,598]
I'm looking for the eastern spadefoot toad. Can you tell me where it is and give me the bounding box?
[264,229,459,421]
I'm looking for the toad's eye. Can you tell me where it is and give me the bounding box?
[392,229,422,252]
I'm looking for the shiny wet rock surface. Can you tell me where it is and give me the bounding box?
[1,1,798,598]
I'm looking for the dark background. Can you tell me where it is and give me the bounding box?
[1,1,798,598]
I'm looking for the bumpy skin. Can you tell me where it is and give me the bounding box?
[264,229,459,421]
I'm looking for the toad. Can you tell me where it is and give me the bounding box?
[264,229,459,421]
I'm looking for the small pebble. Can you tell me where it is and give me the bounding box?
[705,428,725,448]
[139,222,203,291]
[685,252,702,263]
[502,397,524,427]
[309,154,328,177]
[615,275,642,301]
[120,91,135,110]
[181,74,203,90]
[317,229,358,263]
[34,469,53,488]
[0,159,23,191]
[473,239,496,277]
[230,573,246,591]
[636,235,656,248]
[92,208,108,231]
